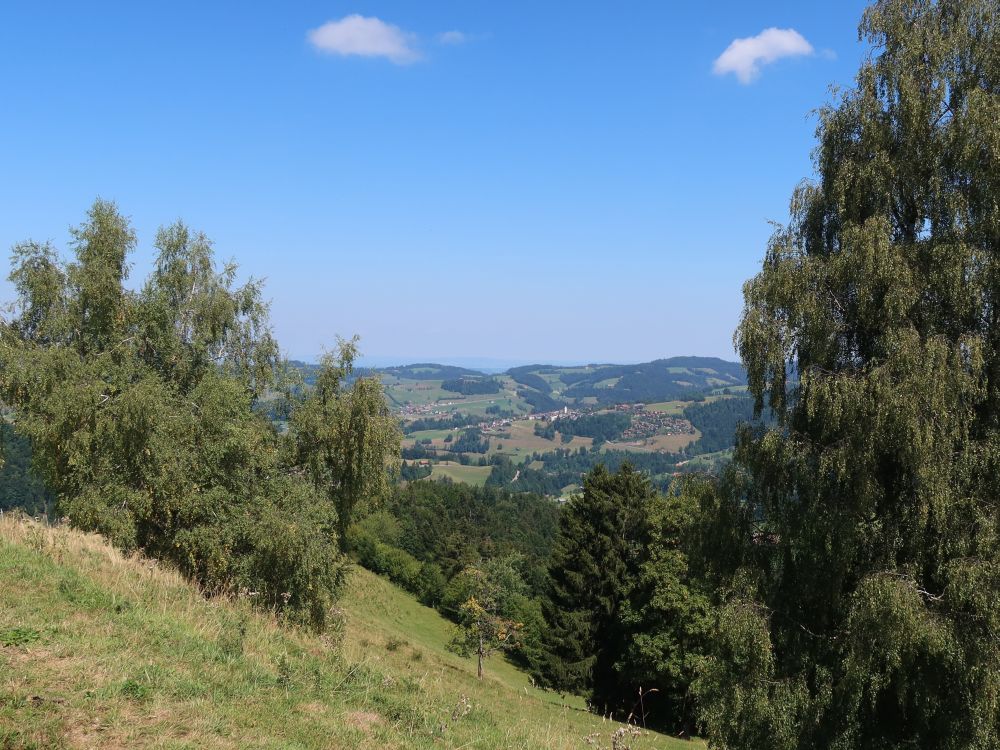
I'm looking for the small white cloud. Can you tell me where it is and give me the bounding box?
[438,30,467,45]
[713,28,814,84]
[307,15,419,64]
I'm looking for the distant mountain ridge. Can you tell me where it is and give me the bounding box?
[371,356,742,378]
[288,356,746,409]
[377,356,745,409]
[375,363,488,381]
[504,357,745,407]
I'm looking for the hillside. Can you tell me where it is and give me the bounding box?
[0,515,694,749]
[505,358,745,408]
[365,357,746,414]
[376,363,489,381]
[359,357,755,493]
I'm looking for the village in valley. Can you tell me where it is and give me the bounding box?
[372,358,749,496]
[476,403,694,442]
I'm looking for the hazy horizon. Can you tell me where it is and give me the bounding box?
[322,352,744,372]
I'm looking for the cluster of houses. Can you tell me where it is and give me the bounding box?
[479,407,574,433]
[397,402,439,417]
[396,400,469,418]
[617,407,694,441]
[527,406,573,421]
[401,398,694,445]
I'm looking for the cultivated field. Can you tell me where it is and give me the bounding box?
[604,429,700,454]
[486,421,593,461]
[645,401,688,415]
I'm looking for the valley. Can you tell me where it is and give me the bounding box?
[353,357,758,496]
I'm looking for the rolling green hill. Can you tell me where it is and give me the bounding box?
[286,357,746,418]
[363,357,745,416]
[507,358,745,407]
[376,363,488,381]
[0,515,694,749]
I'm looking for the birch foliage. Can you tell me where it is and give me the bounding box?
[694,2,1000,747]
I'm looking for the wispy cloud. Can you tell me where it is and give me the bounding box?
[713,28,814,84]
[437,30,467,45]
[307,15,419,64]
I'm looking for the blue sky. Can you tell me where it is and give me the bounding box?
[0,2,871,365]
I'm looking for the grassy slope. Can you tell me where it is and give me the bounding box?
[0,516,697,749]
[427,462,492,486]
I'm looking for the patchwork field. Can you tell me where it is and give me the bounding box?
[387,358,754,492]
[604,429,700,454]
[646,394,736,415]
[486,421,594,461]
[646,401,688,415]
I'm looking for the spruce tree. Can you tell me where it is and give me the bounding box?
[539,464,653,711]
[693,1,1000,747]
[619,483,711,734]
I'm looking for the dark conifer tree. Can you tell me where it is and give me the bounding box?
[539,463,653,712]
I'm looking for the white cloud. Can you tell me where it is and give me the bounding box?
[713,28,814,84]
[438,30,467,45]
[307,15,419,64]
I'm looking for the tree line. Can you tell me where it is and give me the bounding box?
[347,481,558,673]
[402,412,484,434]
[682,396,774,454]
[485,446,681,495]
[685,1,1000,745]
[441,377,502,395]
[383,3,1000,745]
[354,462,707,732]
[0,425,51,516]
[553,412,632,442]
[446,427,491,454]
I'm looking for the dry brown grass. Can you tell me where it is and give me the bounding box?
[605,429,700,454]
[490,420,593,457]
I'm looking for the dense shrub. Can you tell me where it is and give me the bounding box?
[0,202,396,630]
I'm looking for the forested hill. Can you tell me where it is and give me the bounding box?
[290,356,746,410]
[374,363,487,381]
[287,361,488,388]
[506,357,745,406]
[291,356,746,411]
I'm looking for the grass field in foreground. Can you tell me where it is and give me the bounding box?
[0,515,698,749]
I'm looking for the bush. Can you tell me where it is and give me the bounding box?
[350,526,423,593]
[234,478,345,630]
[417,563,447,606]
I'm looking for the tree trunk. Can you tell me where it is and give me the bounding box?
[477,635,483,679]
